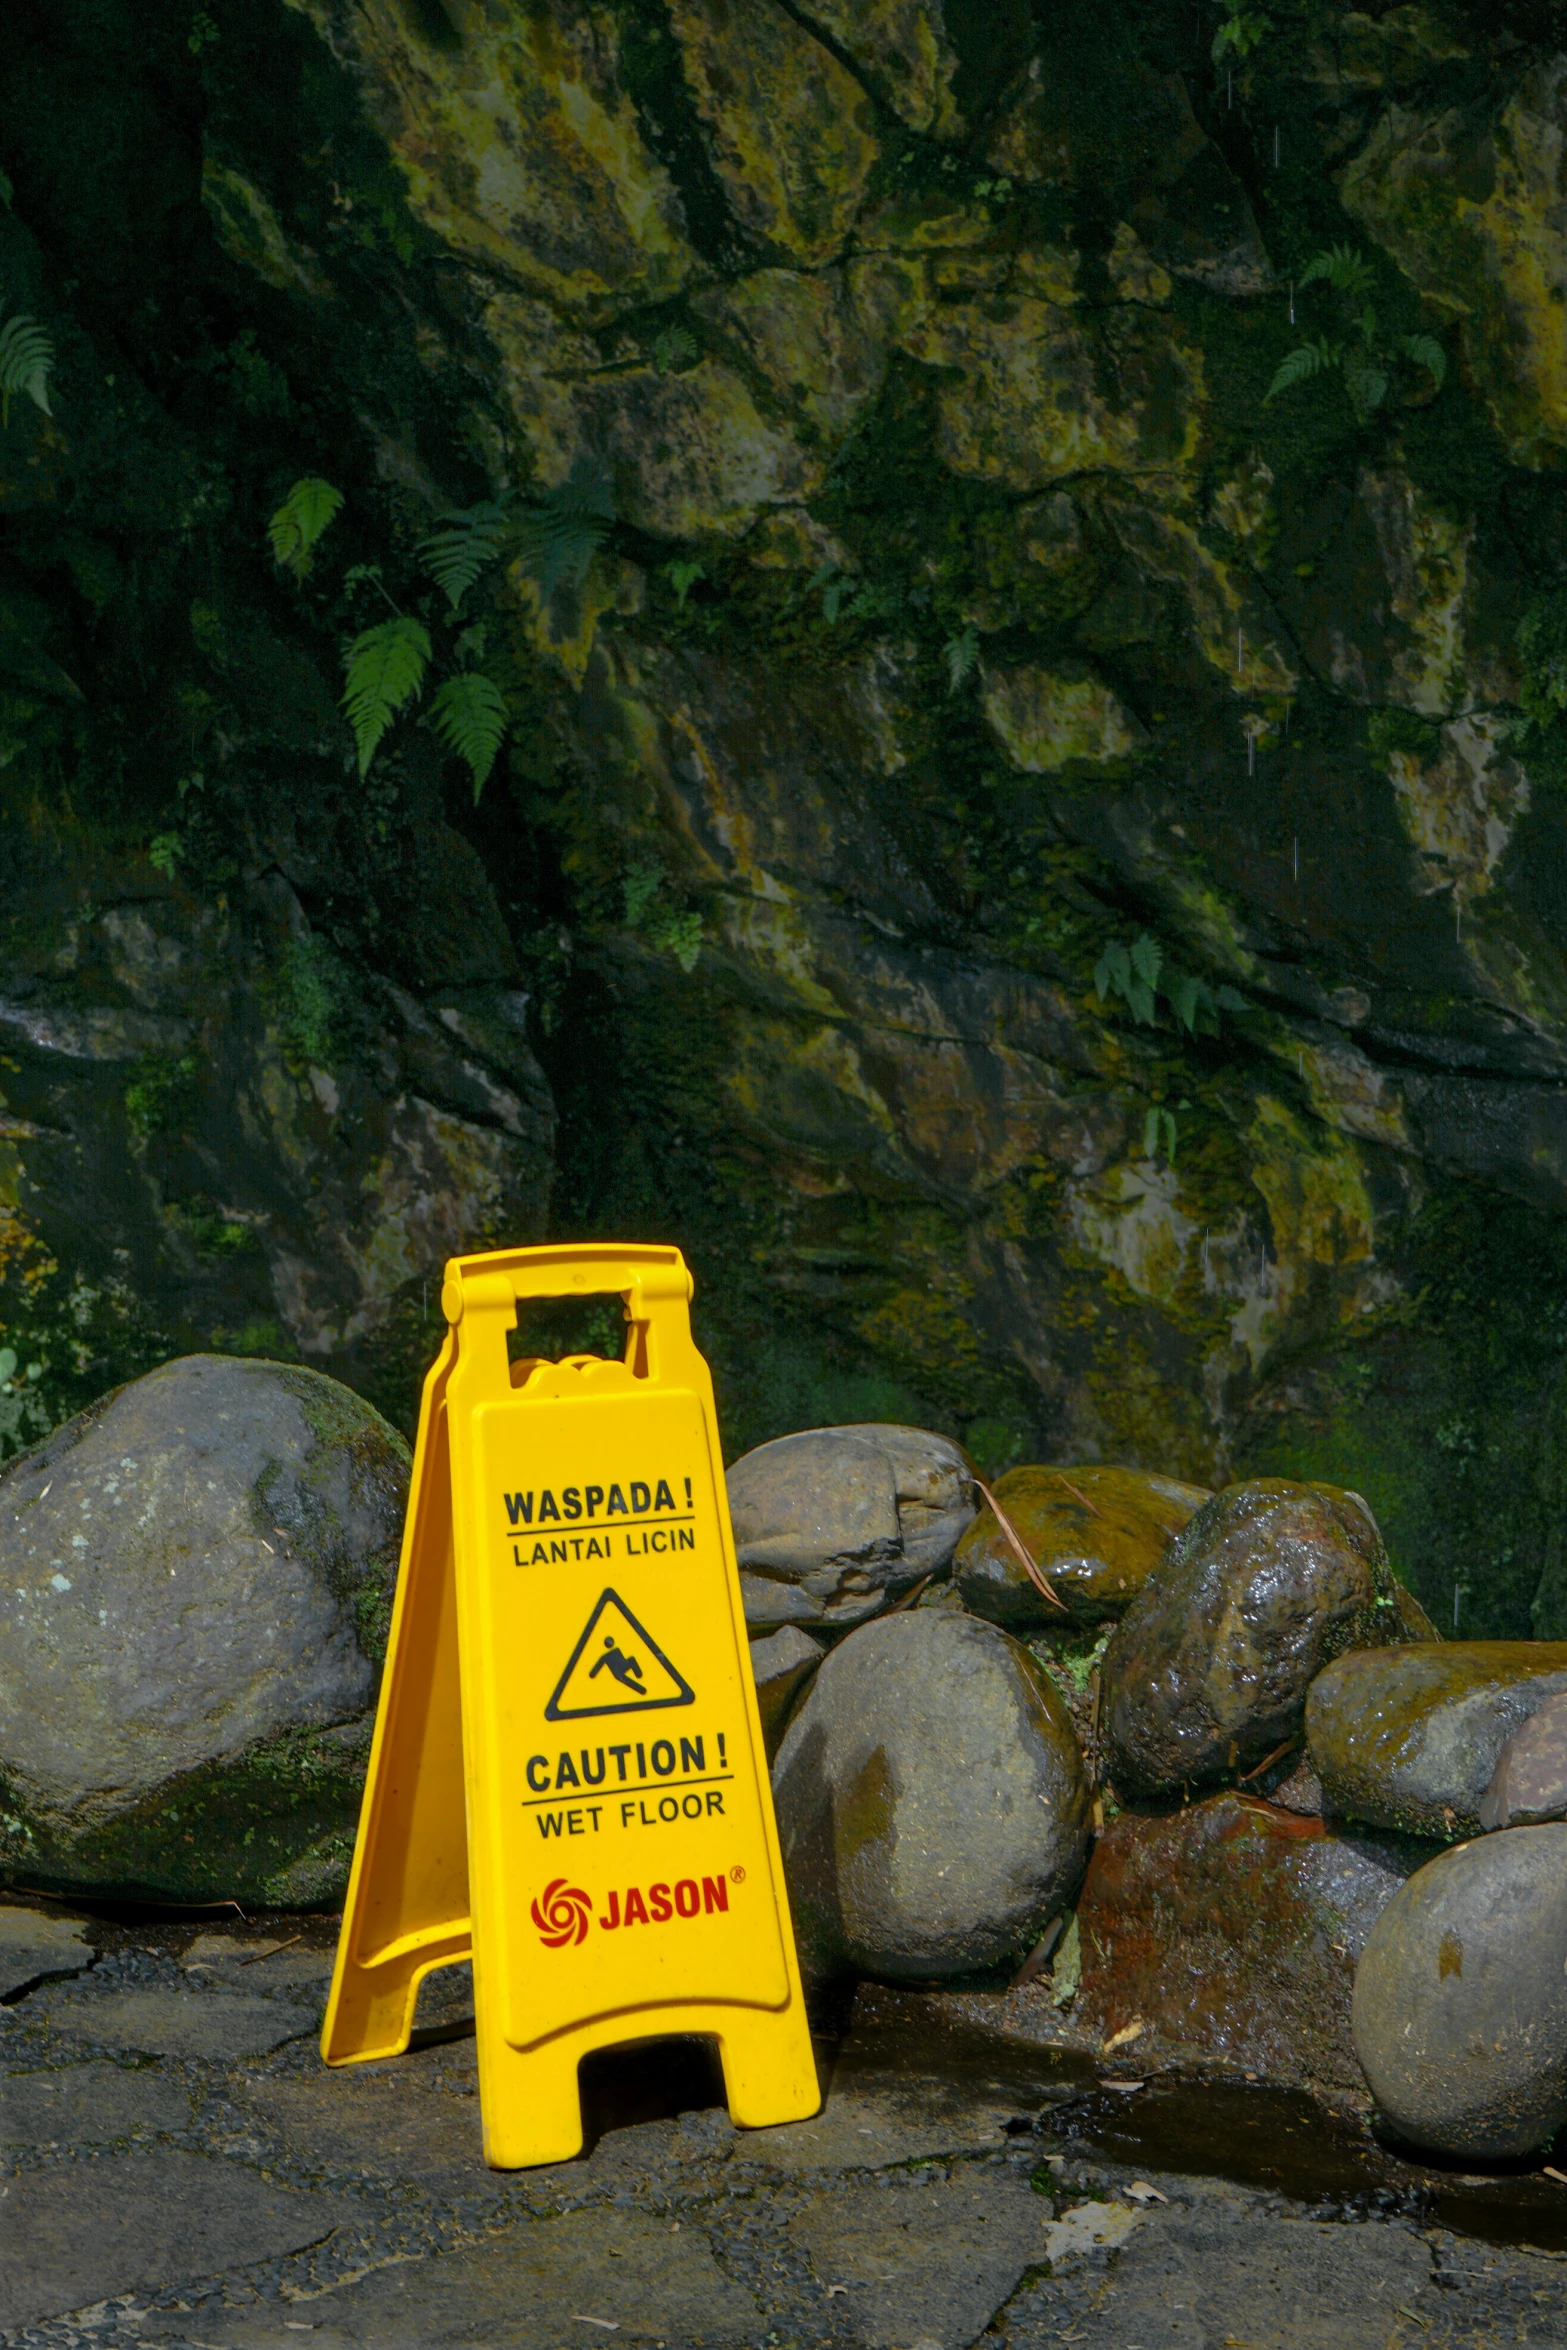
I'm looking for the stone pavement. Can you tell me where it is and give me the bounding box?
[2,1911,1567,2349]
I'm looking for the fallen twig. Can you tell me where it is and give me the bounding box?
[240,1933,302,1966]
[888,1573,934,1615]
[1237,1738,1300,1785]
[1011,1913,1065,1989]
[975,1476,1067,1612]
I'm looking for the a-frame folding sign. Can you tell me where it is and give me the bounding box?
[321,1243,819,2167]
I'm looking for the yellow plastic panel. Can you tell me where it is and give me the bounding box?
[320,1329,472,2066]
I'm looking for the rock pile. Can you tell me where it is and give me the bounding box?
[730,1427,1567,2158]
[12,1368,1567,2165]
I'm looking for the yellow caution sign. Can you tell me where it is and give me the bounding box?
[320,1243,820,2167]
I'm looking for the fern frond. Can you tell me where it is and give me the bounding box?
[428,669,508,799]
[1264,340,1339,403]
[341,616,430,776]
[1399,333,1447,390]
[1343,357,1388,418]
[1300,244,1375,302]
[653,325,698,374]
[944,624,980,693]
[624,864,664,928]
[267,477,343,578]
[1130,933,1162,990]
[648,907,703,972]
[517,458,615,603]
[420,501,510,612]
[1095,944,1129,1002]
[0,309,55,427]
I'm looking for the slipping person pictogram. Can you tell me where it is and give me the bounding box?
[590,1634,646,1695]
[545,1588,695,1719]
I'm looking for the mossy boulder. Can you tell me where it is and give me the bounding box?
[954,1464,1209,1630]
[1101,1480,1429,1801]
[0,1354,409,1904]
[1308,1642,1567,1841]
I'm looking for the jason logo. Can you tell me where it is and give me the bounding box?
[532,1869,743,1947]
[530,1879,592,1948]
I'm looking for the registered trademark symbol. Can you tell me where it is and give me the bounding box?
[730,1865,745,1883]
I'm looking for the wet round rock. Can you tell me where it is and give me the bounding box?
[1352,1824,1567,2158]
[953,1464,1208,1629]
[1479,1687,1567,1829]
[1100,1479,1425,1801]
[771,1610,1090,1985]
[1309,1642,1567,1838]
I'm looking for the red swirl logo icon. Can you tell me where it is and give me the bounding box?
[531,1877,592,1949]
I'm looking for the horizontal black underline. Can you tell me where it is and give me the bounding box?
[522,1772,735,1810]
[500,1514,697,1534]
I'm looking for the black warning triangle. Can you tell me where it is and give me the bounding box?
[544,1587,695,1721]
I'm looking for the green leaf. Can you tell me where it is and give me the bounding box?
[1128,978,1157,1025]
[1264,340,1339,404]
[1215,985,1249,1012]
[1095,944,1130,1002]
[0,308,55,427]
[652,325,698,374]
[1143,1106,1161,1158]
[665,559,706,612]
[267,477,343,578]
[420,501,510,612]
[1399,333,1447,391]
[1300,244,1375,303]
[1168,973,1201,1032]
[1130,933,1163,989]
[623,863,664,928]
[518,458,615,603]
[341,616,430,777]
[429,669,508,798]
[648,907,703,973]
[944,624,980,693]
[1343,358,1389,418]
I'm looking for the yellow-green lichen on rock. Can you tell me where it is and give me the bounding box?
[288,0,696,312]
[793,0,959,135]
[982,663,1143,773]
[513,357,823,538]
[666,0,879,267]
[1340,59,1567,468]
[694,268,891,443]
[896,302,1205,489]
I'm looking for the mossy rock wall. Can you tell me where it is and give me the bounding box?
[2,1,1567,1639]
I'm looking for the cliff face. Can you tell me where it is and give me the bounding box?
[2,0,1567,1634]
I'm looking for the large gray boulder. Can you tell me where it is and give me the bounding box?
[772,1611,1090,1986]
[728,1425,974,1632]
[1100,1480,1429,1801]
[1352,1826,1567,2158]
[1308,1642,1567,1839]
[0,1354,409,1904]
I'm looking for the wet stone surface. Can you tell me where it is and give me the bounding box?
[0,1908,1565,2348]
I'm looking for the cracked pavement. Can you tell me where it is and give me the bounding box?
[2,1911,1566,2350]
